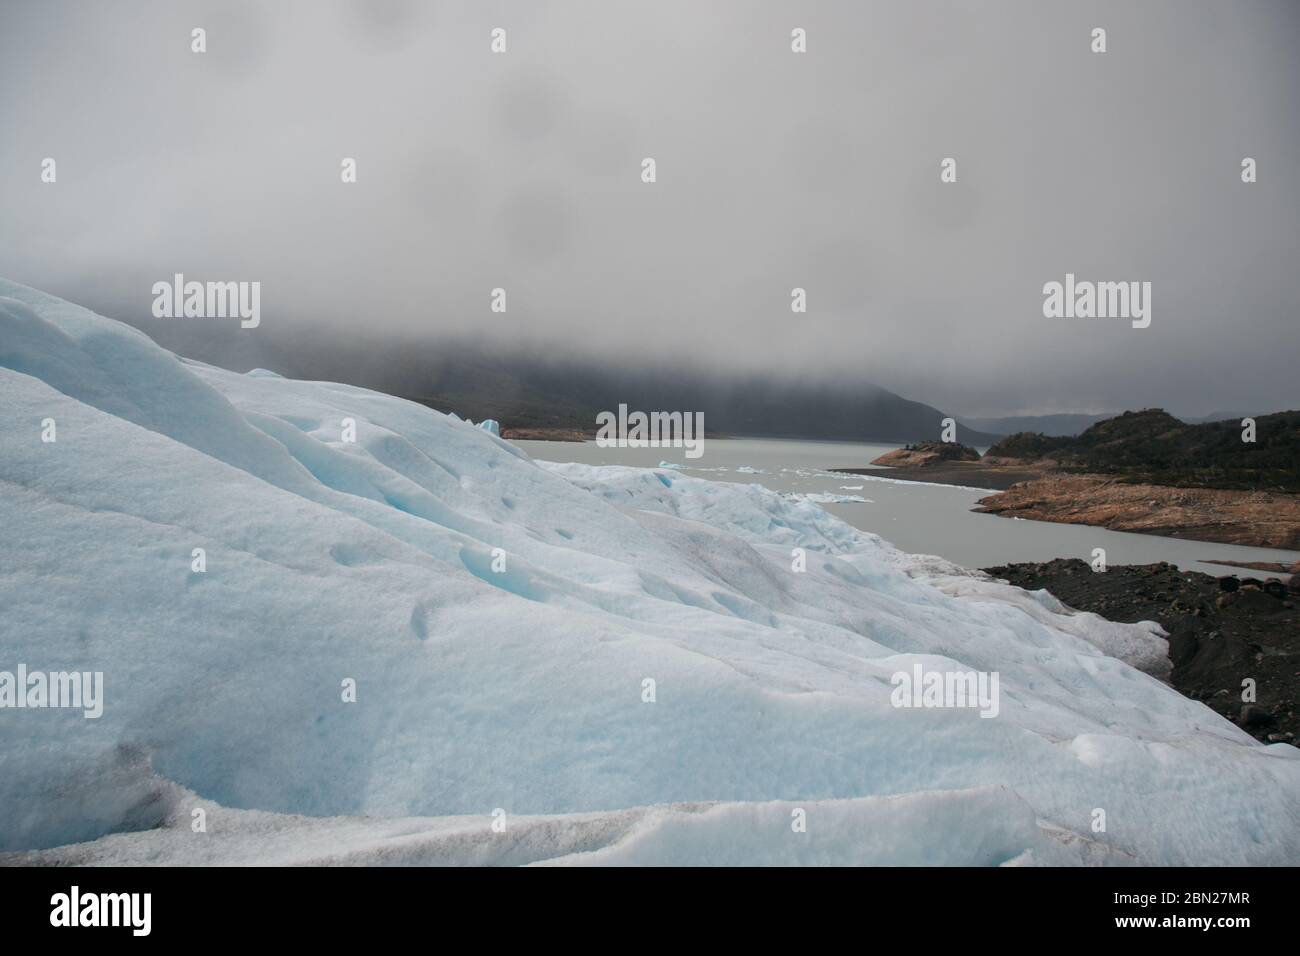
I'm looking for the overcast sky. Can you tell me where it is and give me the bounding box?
[2,0,1298,417]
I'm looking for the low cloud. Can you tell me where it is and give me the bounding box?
[2,0,1297,417]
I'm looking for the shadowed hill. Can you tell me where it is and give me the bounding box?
[93,316,1003,446]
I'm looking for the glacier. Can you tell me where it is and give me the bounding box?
[0,277,1296,865]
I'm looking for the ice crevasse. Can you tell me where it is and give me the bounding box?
[0,278,1296,865]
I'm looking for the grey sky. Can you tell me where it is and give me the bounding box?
[2,0,1297,417]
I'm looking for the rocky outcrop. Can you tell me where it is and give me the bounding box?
[870,441,981,469]
[984,558,1298,745]
[983,408,1300,492]
[975,475,1300,549]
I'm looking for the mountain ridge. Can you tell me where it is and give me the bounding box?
[75,304,1003,446]
[986,408,1300,492]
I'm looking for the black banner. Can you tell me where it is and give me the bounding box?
[0,866,1280,942]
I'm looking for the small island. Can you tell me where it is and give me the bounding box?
[833,440,1044,490]
[868,441,980,468]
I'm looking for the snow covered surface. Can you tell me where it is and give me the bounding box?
[1,278,1297,866]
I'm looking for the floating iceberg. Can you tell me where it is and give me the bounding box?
[1,278,1296,865]
[783,491,872,504]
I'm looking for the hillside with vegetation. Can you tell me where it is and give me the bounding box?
[985,409,1300,492]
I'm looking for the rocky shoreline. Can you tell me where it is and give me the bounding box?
[499,426,591,442]
[984,559,1299,744]
[831,461,1041,491]
[831,435,1300,550]
[831,441,1044,490]
[974,475,1300,550]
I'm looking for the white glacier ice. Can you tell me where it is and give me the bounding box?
[0,278,1296,865]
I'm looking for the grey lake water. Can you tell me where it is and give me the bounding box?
[516,437,1300,578]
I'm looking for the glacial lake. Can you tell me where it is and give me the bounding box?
[515,437,1300,578]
